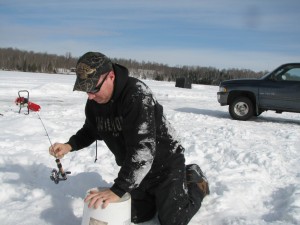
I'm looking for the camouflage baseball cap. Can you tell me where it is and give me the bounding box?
[73,52,113,92]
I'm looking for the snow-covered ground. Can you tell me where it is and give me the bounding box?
[0,71,299,225]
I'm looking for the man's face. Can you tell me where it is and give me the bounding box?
[87,71,115,104]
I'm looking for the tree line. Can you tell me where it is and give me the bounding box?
[0,47,267,85]
[0,48,76,74]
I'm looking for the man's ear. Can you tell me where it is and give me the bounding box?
[109,71,115,81]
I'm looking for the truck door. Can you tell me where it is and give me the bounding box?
[259,66,300,111]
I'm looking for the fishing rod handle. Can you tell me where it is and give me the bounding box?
[55,158,67,179]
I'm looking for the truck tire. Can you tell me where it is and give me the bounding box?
[229,97,254,120]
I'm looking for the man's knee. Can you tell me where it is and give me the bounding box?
[131,189,156,223]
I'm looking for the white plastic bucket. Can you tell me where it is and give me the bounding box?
[81,187,131,225]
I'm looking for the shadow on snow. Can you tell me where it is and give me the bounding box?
[0,163,110,225]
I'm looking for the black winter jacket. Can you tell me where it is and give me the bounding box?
[67,64,185,197]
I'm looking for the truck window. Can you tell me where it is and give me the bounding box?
[281,68,300,81]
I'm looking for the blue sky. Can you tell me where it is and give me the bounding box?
[0,0,299,71]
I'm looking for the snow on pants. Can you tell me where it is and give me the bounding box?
[130,162,204,225]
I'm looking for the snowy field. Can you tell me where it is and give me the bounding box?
[0,71,300,225]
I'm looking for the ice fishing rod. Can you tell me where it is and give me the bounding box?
[36,112,71,184]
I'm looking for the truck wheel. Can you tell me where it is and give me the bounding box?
[229,97,254,120]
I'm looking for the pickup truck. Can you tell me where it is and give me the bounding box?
[217,63,300,120]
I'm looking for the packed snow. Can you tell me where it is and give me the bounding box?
[0,71,299,225]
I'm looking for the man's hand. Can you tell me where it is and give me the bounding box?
[49,143,72,159]
[84,188,120,209]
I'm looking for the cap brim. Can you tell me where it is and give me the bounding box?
[73,76,99,92]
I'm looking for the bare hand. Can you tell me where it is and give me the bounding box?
[49,143,72,159]
[84,188,120,209]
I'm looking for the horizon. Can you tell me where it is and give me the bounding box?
[1,0,299,72]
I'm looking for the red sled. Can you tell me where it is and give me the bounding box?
[15,90,41,114]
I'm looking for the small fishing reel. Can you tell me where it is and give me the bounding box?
[50,168,71,184]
